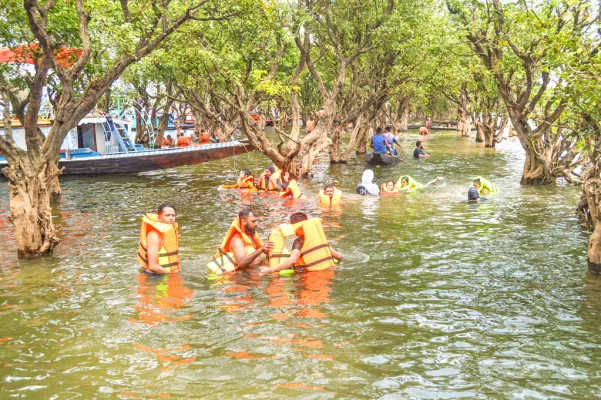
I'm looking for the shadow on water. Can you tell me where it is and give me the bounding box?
[0,131,600,398]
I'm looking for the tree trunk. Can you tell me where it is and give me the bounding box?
[399,102,409,132]
[457,109,472,137]
[475,117,485,142]
[520,150,556,185]
[3,159,61,256]
[329,124,345,164]
[355,122,371,154]
[154,100,174,148]
[134,101,148,144]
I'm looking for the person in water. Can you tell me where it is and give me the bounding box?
[306,116,316,134]
[137,203,180,275]
[279,171,307,199]
[220,169,255,190]
[381,180,400,194]
[473,176,497,195]
[396,175,443,192]
[228,208,274,269]
[260,212,343,274]
[467,186,486,202]
[320,184,343,205]
[413,140,430,159]
[356,169,380,195]
[371,127,392,154]
[257,166,282,191]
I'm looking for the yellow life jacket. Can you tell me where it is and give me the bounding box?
[473,176,498,194]
[267,218,335,272]
[280,179,307,199]
[207,216,264,275]
[381,183,400,195]
[319,187,343,206]
[137,213,180,273]
[396,176,425,192]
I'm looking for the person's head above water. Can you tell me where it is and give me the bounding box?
[324,184,335,196]
[400,176,409,187]
[376,127,383,135]
[386,180,395,191]
[158,203,176,225]
[473,178,481,189]
[239,169,252,178]
[468,186,480,201]
[385,127,391,133]
[290,212,309,225]
[264,166,275,177]
[415,140,422,148]
[238,208,258,235]
[362,169,375,184]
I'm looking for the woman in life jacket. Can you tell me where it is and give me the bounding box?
[381,180,400,195]
[207,208,274,275]
[137,203,180,274]
[220,169,256,190]
[472,176,498,195]
[260,212,344,275]
[319,185,343,205]
[396,176,443,192]
[279,171,307,199]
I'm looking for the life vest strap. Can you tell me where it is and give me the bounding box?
[158,250,178,257]
[296,255,334,270]
[139,242,147,251]
[138,252,149,265]
[268,253,290,259]
[219,248,238,268]
[300,243,330,257]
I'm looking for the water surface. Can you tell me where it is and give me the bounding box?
[0,131,598,398]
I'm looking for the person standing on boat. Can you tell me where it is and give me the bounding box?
[371,127,391,154]
[384,127,400,155]
[137,204,180,275]
[413,140,430,159]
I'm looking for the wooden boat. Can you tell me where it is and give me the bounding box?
[365,152,400,166]
[0,141,256,175]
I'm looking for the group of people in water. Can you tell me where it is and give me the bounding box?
[137,161,498,277]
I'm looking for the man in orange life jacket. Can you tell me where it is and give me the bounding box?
[230,208,274,268]
[259,212,343,274]
[144,204,178,274]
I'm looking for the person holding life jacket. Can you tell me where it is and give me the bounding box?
[207,208,274,275]
[137,203,180,275]
[473,176,498,195]
[220,169,255,190]
[319,184,343,206]
[260,212,343,275]
[279,171,307,199]
[381,180,400,195]
[257,166,282,191]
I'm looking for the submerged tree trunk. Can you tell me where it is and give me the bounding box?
[399,101,409,132]
[154,100,174,148]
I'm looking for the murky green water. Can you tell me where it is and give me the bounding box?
[1,131,599,398]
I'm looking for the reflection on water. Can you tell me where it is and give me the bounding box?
[0,132,600,397]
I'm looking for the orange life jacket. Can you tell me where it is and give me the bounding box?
[257,168,282,191]
[137,213,180,273]
[280,179,307,199]
[237,175,255,189]
[381,183,400,195]
[207,216,264,275]
[267,218,335,271]
[319,187,343,206]
[177,136,190,147]
[200,131,210,143]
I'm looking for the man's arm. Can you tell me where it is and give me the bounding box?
[330,246,344,262]
[260,249,301,274]
[146,230,171,274]
[231,235,273,269]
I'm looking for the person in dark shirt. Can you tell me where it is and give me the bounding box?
[468,186,487,202]
[413,140,430,159]
[371,127,391,154]
[384,127,400,155]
